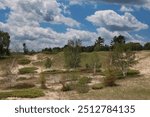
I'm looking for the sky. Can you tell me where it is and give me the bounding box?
[0,0,150,51]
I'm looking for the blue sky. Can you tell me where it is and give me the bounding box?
[0,0,150,51]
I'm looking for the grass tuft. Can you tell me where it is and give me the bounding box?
[19,67,38,74]
[0,88,44,99]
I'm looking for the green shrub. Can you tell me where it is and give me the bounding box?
[19,67,38,74]
[0,88,44,99]
[45,58,52,68]
[18,58,31,65]
[103,67,117,87]
[8,83,35,89]
[76,83,89,93]
[78,77,92,84]
[127,69,140,77]
[61,83,75,92]
[76,77,90,93]
[92,83,104,90]
[115,69,140,79]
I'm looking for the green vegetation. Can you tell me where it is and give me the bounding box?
[0,88,44,99]
[61,83,75,92]
[111,35,136,77]
[0,31,10,58]
[64,40,81,68]
[127,69,140,77]
[8,83,35,89]
[19,67,38,74]
[80,52,108,69]
[78,77,92,84]
[103,67,118,87]
[18,58,31,65]
[76,77,90,93]
[45,58,52,68]
[92,83,104,90]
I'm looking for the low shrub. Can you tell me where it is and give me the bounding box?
[92,83,104,90]
[18,58,31,65]
[103,67,117,87]
[19,67,38,74]
[0,88,44,99]
[76,83,89,93]
[76,77,90,93]
[45,58,52,69]
[61,83,75,92]
[127,69,140,77]
[115,69,140,79]
[78,77,92,84]
[8,83,35,89]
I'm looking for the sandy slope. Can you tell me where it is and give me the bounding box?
[134,51,150,76]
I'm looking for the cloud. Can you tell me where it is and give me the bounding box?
[69,0,150,10]
[63,28,97,45]
[0,0,148,51]
[0,0,80,27]
[86,10,148,31]
[120,6,134,12]
[97,27,145,44]
[0,0,81,51]
[0,20,97,51]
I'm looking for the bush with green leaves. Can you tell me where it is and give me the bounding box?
[64,40,81,68]
[103,67,117,87]
[45,58,52,69]
[61,83,75,92]
[127,69,140,77]
[19,67,38,74]
[76,77,90,93]
[18,58,31,65]
[92,83,104,90]
[78,77,92,84]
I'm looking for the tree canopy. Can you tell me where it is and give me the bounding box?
[0,31,10,57]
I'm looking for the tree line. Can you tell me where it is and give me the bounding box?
[42,36,150,53]
[0,30,150,57]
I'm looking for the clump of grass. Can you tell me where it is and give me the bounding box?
[18,58,31,65]
[61,83,75,92]
[115,69,140,79]
[92,83,104,90]
[103,67,117,87]
[8,83,35,89]
[0,88,45,99]
[127,69,140,77]
[79,77,92,83]
[76,77,90,93]
[19,67,38,74]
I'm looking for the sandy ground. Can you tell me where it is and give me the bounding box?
[134,51,150,76]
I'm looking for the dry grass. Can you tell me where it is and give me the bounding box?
[60,76,150,100]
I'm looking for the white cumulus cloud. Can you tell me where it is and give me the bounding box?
[86,10,148,31]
